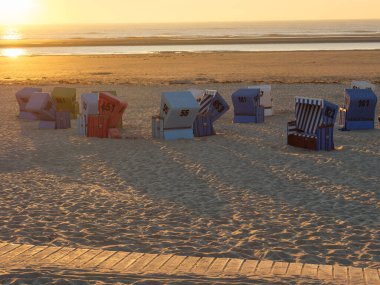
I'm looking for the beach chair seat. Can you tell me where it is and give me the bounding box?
[51,87,78,119]
[16,87,42,120]
[287,97,338,151]
[192,90,229,137]
[232,88,264,123]
[98,92,127,128]
[25,92,56,121]
[339,88,377,131]
[56,111,71,129]
[248,85,273,116]
[39,121,56,129]
[152,91,199,140]
[87,115,109,138]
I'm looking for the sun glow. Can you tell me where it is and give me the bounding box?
[1,48,25,57]
[0,0,36,25]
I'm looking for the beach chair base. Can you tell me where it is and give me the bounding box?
[39,120,56,129]
[341,120,375,131]
[56,111,71,129]
[233,114,264,123]
[287,134,318,150]
[77,115,86,136]
[193,115,215,137]
[18,111,39,121]
[164,129,194,140]
[108,128,122,139]
[87,115,109,138]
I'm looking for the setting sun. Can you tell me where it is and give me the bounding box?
[0,0,35,25]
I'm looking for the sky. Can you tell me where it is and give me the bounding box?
[0,0,380,25]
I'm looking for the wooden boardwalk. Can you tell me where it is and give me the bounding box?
[0,242,379,284]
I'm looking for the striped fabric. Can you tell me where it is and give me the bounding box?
[295,97,324,134]
[199,90,217,114]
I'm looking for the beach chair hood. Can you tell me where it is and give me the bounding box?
[232,88,261,116]
[344,89,377,121]
[160,91,199,129]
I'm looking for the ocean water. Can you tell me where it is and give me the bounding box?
[1,20,380,56]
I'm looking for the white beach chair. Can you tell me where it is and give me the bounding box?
[78,93,99,136]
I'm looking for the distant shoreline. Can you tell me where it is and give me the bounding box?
[2,35,380,48]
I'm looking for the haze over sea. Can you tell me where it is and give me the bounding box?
[1,19,380,56]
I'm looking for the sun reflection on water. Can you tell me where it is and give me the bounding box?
[1,48,25,57]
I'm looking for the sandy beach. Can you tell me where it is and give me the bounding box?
[0,53,379,284]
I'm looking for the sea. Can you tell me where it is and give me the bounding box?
[1,20,380,56]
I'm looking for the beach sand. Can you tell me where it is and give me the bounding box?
[0,52,379,284]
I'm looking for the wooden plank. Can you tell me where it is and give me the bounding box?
[0,244,34,263]
[191,257,215,275]
[112,252,144,271]
[142,254,173,273]
[334,265,348,282]
[23,246,61,263]
[286,262,303,276]
[240,259,259,276]
[223,258,244,275]
[348,267,365,285]
[271,261,289,275]
[70,249,103,267]
[0,244,21,257]
[156,255,187,274]
[6,246,47,263]
[97,251,131,269]
[83,250,117,268]
[255,260,274,275]
[0,243,9,250]
[206,258,230,275]
[55,248,89,265]
[317,264,333,280]
[302,263,318,278]
[175,256,201,274]
[40,247,76,264]
[364,268,380,285]
[124,254,158,273]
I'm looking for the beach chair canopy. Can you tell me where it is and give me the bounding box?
[51,87,77,117]
[80,93,99,115]
[344,89,377,121]
[25,92,56,121]
[16,87,43,111]
[295,97,338,135]
[197,90,229,122]
[232,88,261,116]
[98,92,127,128]
[160,91,199,129]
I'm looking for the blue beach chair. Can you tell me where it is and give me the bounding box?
[193,90,230,137]
[152,91,200,140]
[339,88,377,131]
[287,97,338,151]
[232,88,264,123]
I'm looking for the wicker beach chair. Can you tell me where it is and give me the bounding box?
[152,91,199,140]
[339,88,378,131]
[16,87,42,120]
[192,90,230,137]
[287,97,338,151]
[51,87,78,119]
[248,85,273,116]
[232,88,264,123]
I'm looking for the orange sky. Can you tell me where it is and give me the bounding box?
[0,0,380,25]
